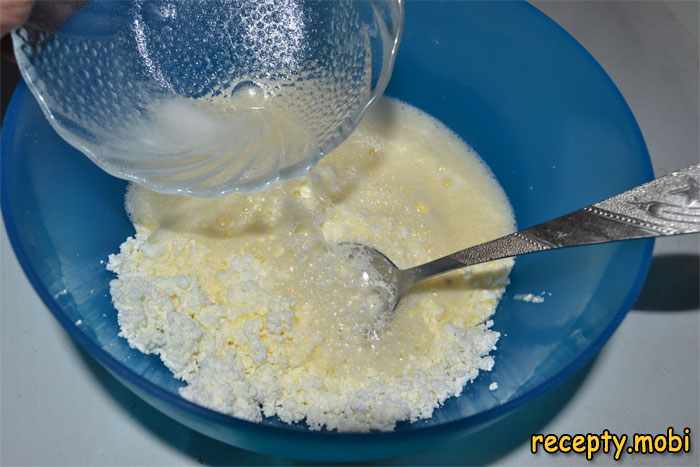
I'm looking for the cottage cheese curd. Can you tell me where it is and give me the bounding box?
[108,98,515,431]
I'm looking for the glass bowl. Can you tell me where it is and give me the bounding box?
[1,0,653,462]
[11,0,402,196]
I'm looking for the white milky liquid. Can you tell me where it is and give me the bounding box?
[100,88,317,195]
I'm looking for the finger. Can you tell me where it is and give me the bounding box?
[0,0,33,37]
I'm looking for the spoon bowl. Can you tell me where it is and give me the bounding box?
[340,242,403,316]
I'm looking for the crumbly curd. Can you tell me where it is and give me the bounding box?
[108,98,515,431]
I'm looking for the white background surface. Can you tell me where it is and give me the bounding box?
[1,1,698,466]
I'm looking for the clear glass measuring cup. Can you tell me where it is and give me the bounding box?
[12,0,403,196]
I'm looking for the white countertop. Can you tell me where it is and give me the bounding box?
[2,1,698,465]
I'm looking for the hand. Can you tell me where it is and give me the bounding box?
[0,0,33,37]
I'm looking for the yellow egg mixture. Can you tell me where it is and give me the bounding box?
[108,98,515,431]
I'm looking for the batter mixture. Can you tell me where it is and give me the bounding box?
[107,98,515,431]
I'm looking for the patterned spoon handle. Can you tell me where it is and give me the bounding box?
[407,165,700,280]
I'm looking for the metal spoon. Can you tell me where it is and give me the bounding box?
[346,165,700,313]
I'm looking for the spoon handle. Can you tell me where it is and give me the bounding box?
[407,165,700,282]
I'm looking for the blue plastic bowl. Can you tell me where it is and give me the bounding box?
[2,1,653,462]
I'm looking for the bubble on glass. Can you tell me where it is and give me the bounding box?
[230,80,267,110]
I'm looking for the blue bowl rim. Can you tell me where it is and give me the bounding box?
[1,1,654,443]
